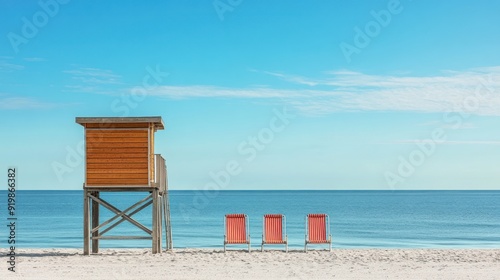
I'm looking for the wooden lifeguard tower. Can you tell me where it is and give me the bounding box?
[76,116,172,255]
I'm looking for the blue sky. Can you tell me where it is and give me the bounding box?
[1,0,500,190]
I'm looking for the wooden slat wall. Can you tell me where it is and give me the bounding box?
[86,129,150,186]
[149,124,155,184]
[85,123,150,129]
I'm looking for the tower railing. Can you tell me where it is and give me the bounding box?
[154,154,173,250]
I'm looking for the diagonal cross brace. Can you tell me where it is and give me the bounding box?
[99,199,153,236]
[91,193,152,235]
[88,193,152,235]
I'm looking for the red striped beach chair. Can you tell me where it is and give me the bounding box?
[224,214,250,252]
[305,214,332,252]
[261,214,288,252]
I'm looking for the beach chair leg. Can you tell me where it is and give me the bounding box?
[224,243,226,253]
[285,235,288,253]
[305,242,307,252]
[248,242,251,253]
[261,243,264,252]
[329,235,332,252]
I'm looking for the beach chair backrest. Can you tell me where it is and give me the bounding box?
[264,214,283,242]
[225,214,247,243]
[308,214,327,242]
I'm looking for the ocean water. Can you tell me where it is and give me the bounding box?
[1,190,499,249]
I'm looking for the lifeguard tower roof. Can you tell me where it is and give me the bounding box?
[76,116,164,130]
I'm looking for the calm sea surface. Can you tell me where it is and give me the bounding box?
[1,190,499,249]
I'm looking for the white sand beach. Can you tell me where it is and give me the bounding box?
[2,248,499,280]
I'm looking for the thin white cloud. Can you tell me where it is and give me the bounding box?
[388,140,500,145]
[0,60,24,72]
[443,140,500,145]
[142,66,500,116]
[418,121,476,129]
[146,85,316,99]
[0,97,56,110]
[258,70,321,86]
[64,67,123,94]
[64,67,122,85]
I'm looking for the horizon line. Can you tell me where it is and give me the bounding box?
[7,189,500,191]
